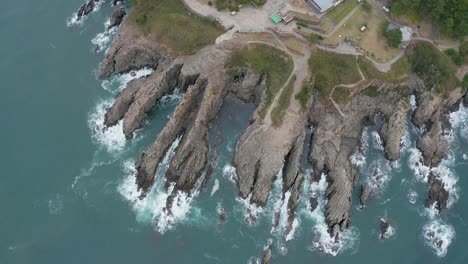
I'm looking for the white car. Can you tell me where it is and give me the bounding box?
[383,6,390,13]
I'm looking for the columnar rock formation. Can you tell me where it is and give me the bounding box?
[99,16,467,245]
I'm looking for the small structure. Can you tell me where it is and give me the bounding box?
[271,14,282,24]
[360,25,367,32]
[305,0,344,14]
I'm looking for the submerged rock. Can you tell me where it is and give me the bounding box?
[380,218,390,240]
[261,245,272,264]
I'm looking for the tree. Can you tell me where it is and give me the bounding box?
[385,28,403,48]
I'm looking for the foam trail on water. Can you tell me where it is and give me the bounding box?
[422,205,455,257]
[222,164,237,184]
[119,136,198,234]
[301,173,359,256]
[91,19,118,53]
[101,68,153,94]
[210,179,220,197]
[350,128,369,168]
[89,99,127,152]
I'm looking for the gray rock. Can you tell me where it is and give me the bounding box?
[108,6,126,30]
[425,174,449,211]
[77,0,98,20]
[360,183,371,207]
[261,245,272,264]
[417,120,449,167]
[380,99,409,161]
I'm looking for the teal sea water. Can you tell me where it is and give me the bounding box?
[1,1,468,263]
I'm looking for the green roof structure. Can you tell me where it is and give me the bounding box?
[271,14,282,24]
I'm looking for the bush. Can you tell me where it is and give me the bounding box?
[308,33,324,44]
[385,28,403,48]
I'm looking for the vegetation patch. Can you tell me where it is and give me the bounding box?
[408,43,460,92]
[271,75,296,127]
[295,83,313,110]
[227,44,294,118]
[129,0,223,55]
[361,86,380,97]
[390,0,467,39]
[357,56,411,82]
[382,21,402,48]
[214,0,265,11]
[445,41,468,66]
[332,86,351,105]
[325,0,359,25]
[308,33,324,45]
[308,50,360,103]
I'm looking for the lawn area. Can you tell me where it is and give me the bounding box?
[357,56,411,82]
[325,8,401,62]
[305,50,360,103]
[227,44,294,118]
[325,0,359,25]
[129,0,223,56]
[271,75,296,127]
[332,86,351,104]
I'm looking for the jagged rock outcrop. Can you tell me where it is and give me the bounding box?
[108,6,126,30]
[417,121,449,167]
[77,0,99,20]
[133,44,267,196]
[98,20,170,78]
[360,183,371,207]
[425,174,449,211]
[261,245,272,264]
[380,99,409,161]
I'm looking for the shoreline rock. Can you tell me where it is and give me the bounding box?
[108,6,126,30]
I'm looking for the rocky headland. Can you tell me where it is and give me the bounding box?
[94,0,467,257]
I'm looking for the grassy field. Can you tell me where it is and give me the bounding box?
[129,0,223,56]
[227,44,294,118]
[332,86,351,104]
[357,56,411,82]
[306,50,360,103]
[326,8,401,62]
[271,75,296,127]
[325,0,359,25]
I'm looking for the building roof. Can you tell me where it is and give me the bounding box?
[271,14,282,24]
[307,0,335,13]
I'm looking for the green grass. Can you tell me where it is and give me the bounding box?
[325,0,359,24]
[357,56,411,82]
[129,0,223,56]
[215,0,266,10]
[227,44,294,118]
[361,86,380,97]
[408,43,460,93]
[308,50,360,103]
[295,83,313,110]
[332,86,351,105]
[271,75,296,127]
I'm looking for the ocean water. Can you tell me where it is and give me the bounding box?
[1,1,468,263]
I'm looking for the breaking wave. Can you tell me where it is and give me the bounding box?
[301,173,359,256]
[91,19,118,53]
[422,206,455,258]
[88,99,127,152]
[118,136,201,234]
[66,0,104,27]
[101,68,153,94]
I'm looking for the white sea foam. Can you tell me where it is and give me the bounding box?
[410,95,417,111]
[407,190,418,204]
[367,159,392,196]
[371,131,384,151]
[88,99,127,152]
[351,128,369,168]
[91,19,118,53]
[101,68,154,94]
[210,179,220,197]
[48,194,63,215]
[408,147,459,207]
[119,137,197,234]
[303,173,359,256]
[423,218,455,257]
[448,103,468,143]
[222,164,237,184]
